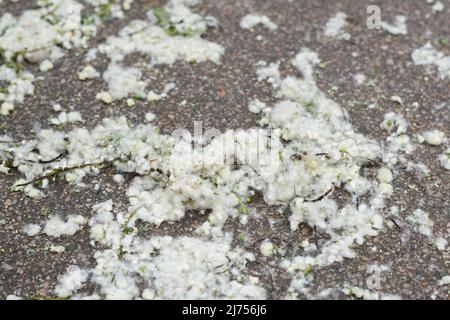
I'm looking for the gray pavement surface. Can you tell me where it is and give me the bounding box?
[0,0,449,299]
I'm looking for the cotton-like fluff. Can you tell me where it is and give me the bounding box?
[49,111,83,126]
[23,224,41,236]
[144,237,265,299]
[0,0,135,113]
[3,48,408,299]
[381,112,408,135]
[240,14,278,31]
[254,50,390,287]
[54,266,89,298]
[439,276,450,286]
[99,0,223,64]
[86,224,266,299]
[260,240,275,257]
[439,148,450,170]
[380,16,408,35]
[379,112,415,166]
[78,65,99,80]
[43,215,87,237]
[102,64,146,100]
[292,48,321,80]
[99,22,224,65]
[417,129,447,146]
[324,12,350,40]
[407,209,434,238]
[91,0,223,102]
[0,67,34,115]
[412,43,450,79]
[248,99,267,114]
[0,0,98,114]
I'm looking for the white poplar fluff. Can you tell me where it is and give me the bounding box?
[417,129,447,146]
[439,276,450,286]
[78,65,100,80]
[0,0,96,115]
[0,0,137,115]
[1,47,410,299]
[407,209,434,238]
[23,224,42,237]
[54,266,89,298]
[0,1,442,300]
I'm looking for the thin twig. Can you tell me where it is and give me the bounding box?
[304,185,335,203]
[14,158,120,188]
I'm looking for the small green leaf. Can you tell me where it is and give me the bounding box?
[98,0,113,19]
[122,226,134,235]
[303,265,313,276]
[5,61,24,74]
[304,101,316,114]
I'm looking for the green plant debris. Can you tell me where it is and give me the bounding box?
[153,6,202,37]
[304,101,316,114]
[237,196,250,215]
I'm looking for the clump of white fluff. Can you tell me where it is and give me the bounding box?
[78,65,99,80]
[54,266,89,298]
[49,111,83,126]
[3,47,410,299]
[439,276,450,286]
[292,48,321,79]
[90,0,224,102]
[248,99,267,114]
[407,209,434,238]
[43,215,87,237]
[0,0,103,114]
[412,43,450,79]
[417,129,447,146]
[260,240,275,257]
[240,14,277,31]
[102,64,146,100]
[324,12,350,40]
[381,112,408,135]
[87,227,266,299]
[380,15,408,35]
[439,148,450,170]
